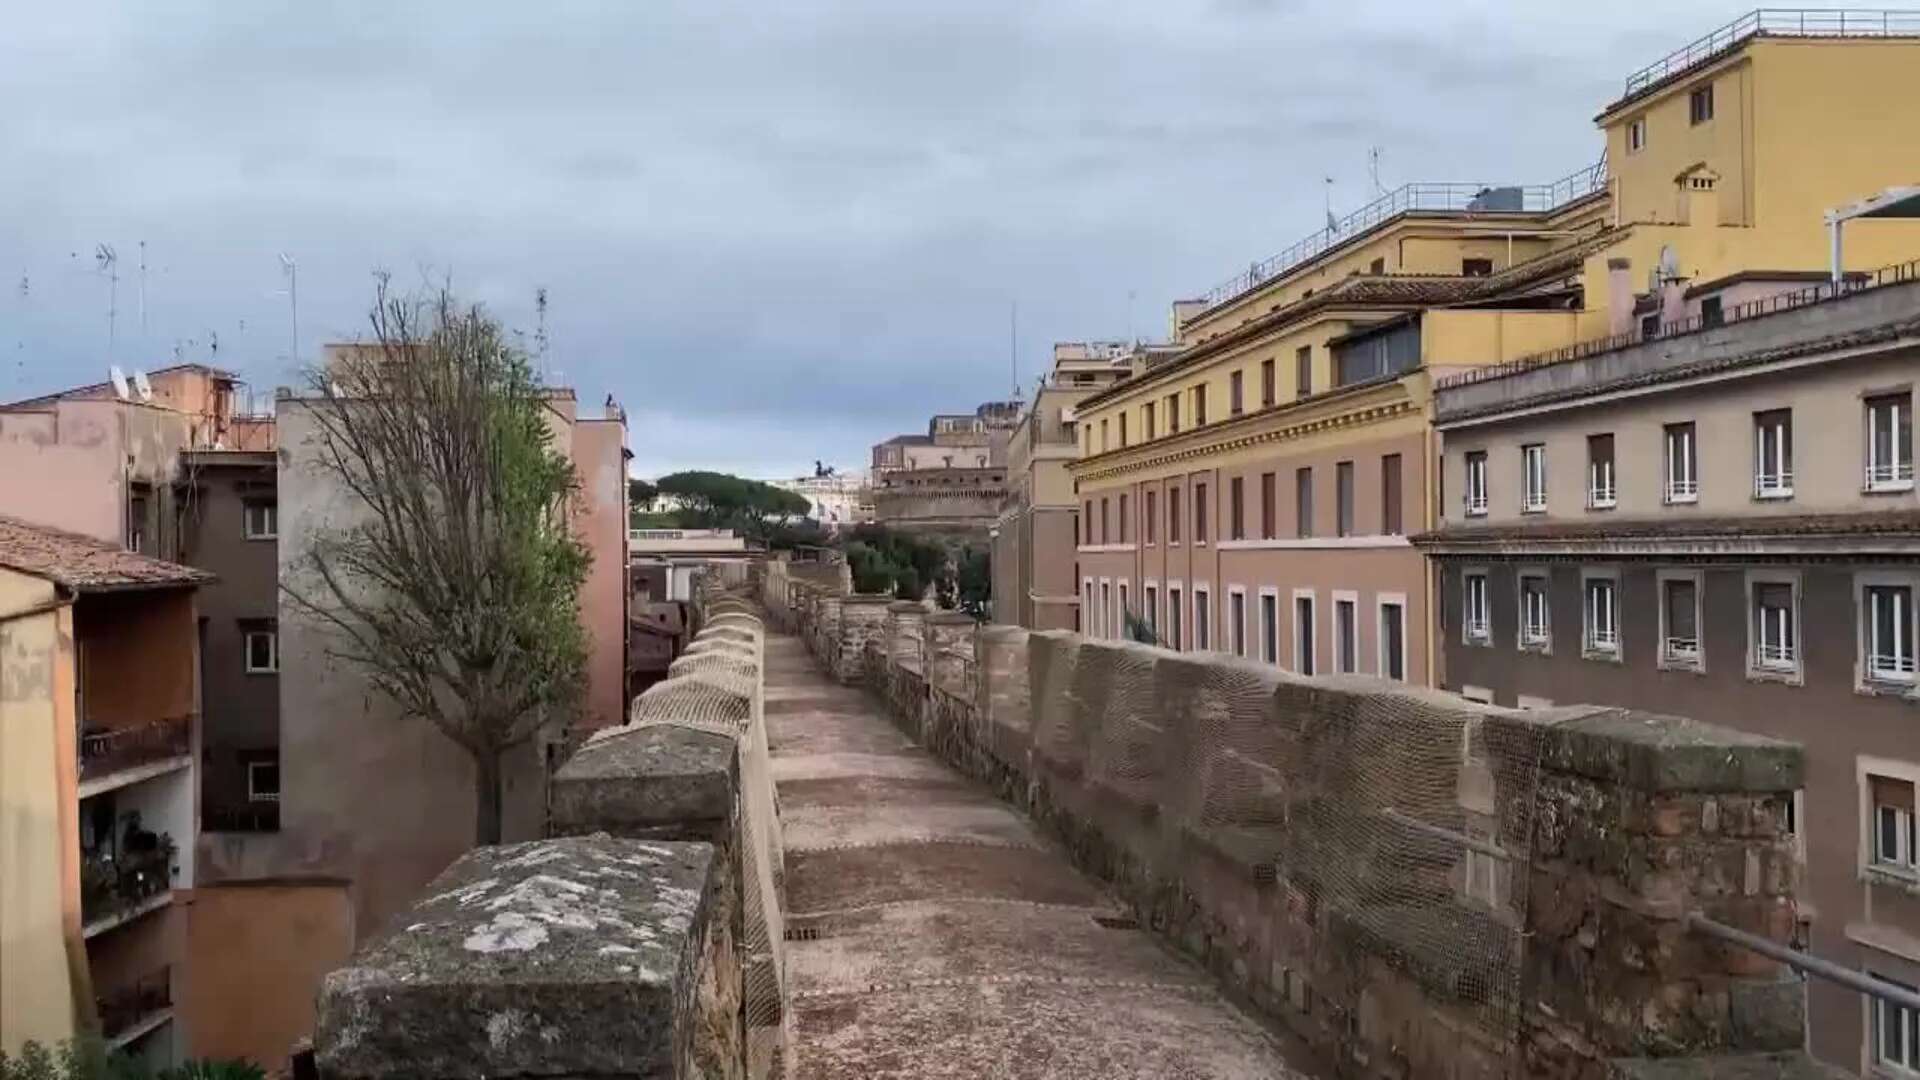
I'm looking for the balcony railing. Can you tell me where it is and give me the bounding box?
[1665,635,1702,660]
[1195,158,1609,309]
[78,715,192,784]
[205,804,281,833]
[98,965,172,1042]
[1665,478,1699,503]
[1754,470,1795,498]
[81,835,176,927]
[1869,652,1919,681]
[1622,10,1920,99]
[1588,484,1617,509]
[1757,641,1798,669]
[1867,460,1917,490]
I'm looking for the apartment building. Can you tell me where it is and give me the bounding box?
[0,517,207,1066]
[1068,9,1920,692]
[993,342,1161,629]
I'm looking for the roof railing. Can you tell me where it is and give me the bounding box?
[1433,256,1920,392]
[1195,157,1608,311]
[1621,9,1920,98]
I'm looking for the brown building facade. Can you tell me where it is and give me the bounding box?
[1418,265,1920,1073]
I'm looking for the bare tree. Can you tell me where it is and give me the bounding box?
[284,280,588,844]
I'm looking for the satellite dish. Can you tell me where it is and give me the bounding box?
[108,366,130,400]
[1658,245,1679,282]
[132,370,153,402]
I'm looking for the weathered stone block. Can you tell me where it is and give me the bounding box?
[551,725,735,840]
[315,835,715,1080]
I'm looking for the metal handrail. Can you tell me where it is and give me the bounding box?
[1623,10,1920,98]
[1196,158,1608,309]
[1688,913,1920,1015]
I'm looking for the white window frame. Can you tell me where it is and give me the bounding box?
[1463,451,1488,517]
[1517,569,1550,652]
[1664,423,1698,504]
[1292,587,1317,675]
[1866,391,1916,493]
[1258,586,1281,666]
[1332,589,1359,674]
[247,759,281,803]
[1376,592,1408,682]
[1463,569,1491,645]
[1587,437,1616,509]
[1117,579,1130,641]
[1752,410,1793,499]
[1581,569,1620,661]
[1859,757,1920,886]
[1745,569,1802,683]
[1870,970,1920,1074]
[1520,444,1547,513]
[244,500,278,540]
[1168,581,1184,651]
[1627,116,1647,153]
[1656,568,1705,672]
[1083,577,1096,637]
[1192,583,1213,652]
[1227,585,1248,658]
[1099,578,1113,641]
[1144,579,1160,639]
[1858,571,1920,692]
[244,627,279,674]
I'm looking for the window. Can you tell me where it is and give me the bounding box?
[1867,393,1915,490]
[1260,592,1279,664]
[1144,490,1157,544]
[1167,393,1181,434]
[1100,581,1112,639]
[1168,587,1184,649]
[248,760,281,803]
[1260,472,1276,539]
[1335,461,1355,537]
[1378,598,1406,681]
[1583,573,1618,657]
[1169,485,1181,543]
[1864,578,1918,685]
[1688,84,1714,125]
[1117,581,1130,639]
[244,500,278,540]
[1194,482,1208,544]
[1230,371,1244,416]
[1229,589,1246,657]
[1700,295,1724,328]
[1521,444,1547,512]
[1294,592,1316,675]
[1192,385,1208,426]
[1872,775,1917,876]
[1100,419,1109,452]
[1228,478,1244,540]
[245,627,279,674]
[1750,576,1799,677]
[1118,494,1130,543]
[1101,497,1111,543]
[1641,313,1661,340]
[1587,434,1616,509]
[1381,454,1403,535]
[126,487,150,554]
[1144,585,1158,635]
[1144,402,1155,440]
[1082,501,1092,544]
[1461,257,1494,277]
[1119,413,1128,447]
[1260,359,1275,407]
[1369,256,1386,275]
[1464,451,1488,516]
[1464,572,1490,644]
[1083,580,1094,633]
[1194,588,1211,651]
[1334,595,1358,673]
[1627,116,1647,153]
[1664,422,1698,503]
[1753,410,1792,498]
[1872,971,1920,1073]
[1519,574,1550,650]
[1295,346,1312,398]
[1660,573,1702,667]
[1296,467,1314,538]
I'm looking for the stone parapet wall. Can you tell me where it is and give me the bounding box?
[783,588,1812,1079]
[313,586,782,1080]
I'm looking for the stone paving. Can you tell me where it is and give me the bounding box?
[765,632,1319,1080]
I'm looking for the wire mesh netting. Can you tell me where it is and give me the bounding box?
[1029,634,1548,1054]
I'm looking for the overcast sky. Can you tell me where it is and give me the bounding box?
[1,1,1735,478]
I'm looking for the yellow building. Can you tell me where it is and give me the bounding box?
[1067,11,1920,687]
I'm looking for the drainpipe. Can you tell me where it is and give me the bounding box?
[1828,214,1844,286]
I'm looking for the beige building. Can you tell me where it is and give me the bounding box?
[0,517,207,1066]
[993,342,1166,630]
[871,399,1023,537]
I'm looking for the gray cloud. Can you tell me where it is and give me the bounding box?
[2,0,1735,477]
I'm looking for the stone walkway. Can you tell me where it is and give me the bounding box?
[765,632,1318,1080]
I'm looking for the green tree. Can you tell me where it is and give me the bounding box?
[284,280,588,844]
[628,477,657,512]
[654,471,809,538]
[955,547,991,617]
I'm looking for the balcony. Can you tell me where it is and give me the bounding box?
[98,965,173,1049]
[204,803,282,833]
[81,833,177,935]
[78,714,192,791]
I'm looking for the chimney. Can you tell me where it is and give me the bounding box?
[1606,258,1635,337]
[1168,299,1209,343]
[1675,164,1722,228]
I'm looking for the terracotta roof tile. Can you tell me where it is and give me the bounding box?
[0,515,212,591]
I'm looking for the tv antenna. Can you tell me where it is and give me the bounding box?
[138,240,148,337]
[535,287,550,372]
[1008,300,1019,399]
[279,253,299,364]
[1369,147,1386,199]
[95,244,119,358]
